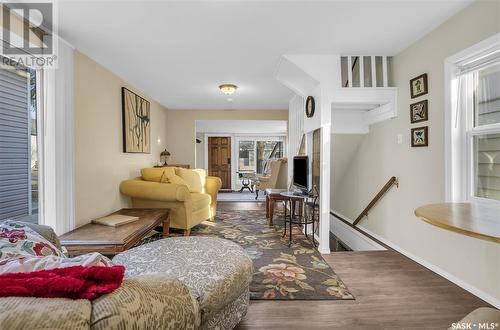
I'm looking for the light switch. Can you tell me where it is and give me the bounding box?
[397,134,403,145]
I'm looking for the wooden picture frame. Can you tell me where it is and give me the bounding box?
[411,126,428,147]
[410,100,428,123]
[122,87,151,153]
[410,73,428,99]
[305,96,315,118]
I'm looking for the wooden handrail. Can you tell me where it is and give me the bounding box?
[353,176,399,226]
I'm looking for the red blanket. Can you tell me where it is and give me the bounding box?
[0,265,125,300]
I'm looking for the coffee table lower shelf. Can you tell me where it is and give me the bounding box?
[60,208,170,257]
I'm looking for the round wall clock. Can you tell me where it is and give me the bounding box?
[305,96,315,118]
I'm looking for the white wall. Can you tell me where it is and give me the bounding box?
[330,134,364,213]
[330,1,500,305]
[288,95,305,183]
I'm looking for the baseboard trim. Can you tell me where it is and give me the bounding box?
[330,210,500,308]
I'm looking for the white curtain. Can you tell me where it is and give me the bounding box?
[40,39,75,234]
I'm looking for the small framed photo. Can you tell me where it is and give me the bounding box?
[410,73,428,99]
[410,100,428,123]
[411,126,428,147]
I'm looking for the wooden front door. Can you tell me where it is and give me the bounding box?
[208,137,232,190]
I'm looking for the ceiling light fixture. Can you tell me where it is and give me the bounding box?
[219,84,237,95]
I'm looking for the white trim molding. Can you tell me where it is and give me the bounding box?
[330,212,386,251]
[40,40,75,234]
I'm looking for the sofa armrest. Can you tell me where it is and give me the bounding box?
[120,179,191,202]
[205,176,222,204]
[91,274,200,330]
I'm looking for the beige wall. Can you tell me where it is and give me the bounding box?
[166,109,288,167]
[331,1,500,301]
[74,51,168,227]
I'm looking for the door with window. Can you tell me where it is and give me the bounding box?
[208,137,231,190]
[0,59,39,222]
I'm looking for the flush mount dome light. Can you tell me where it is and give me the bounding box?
[219,84,237,95]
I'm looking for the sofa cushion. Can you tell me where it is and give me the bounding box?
[91,274,199,330]
[112,237,253,321]
[141,168,166,182]
[450,308,500,330]
[0,296,91,330]
[190,193,211,211]
[177,169,203,193]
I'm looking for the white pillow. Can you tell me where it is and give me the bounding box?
[0,252,112,274]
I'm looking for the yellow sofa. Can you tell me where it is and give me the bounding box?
[120,167,222,235]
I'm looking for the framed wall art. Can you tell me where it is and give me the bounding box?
[410,73,428,99]
[411,126,428,147]
[122,87,151,153]
[410,100,428,124]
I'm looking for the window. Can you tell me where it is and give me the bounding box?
[447,36,500,205]
[256,141,283,174]
[238,141,255,172]
[237,139,284,174]
[471,64,500,201]
[0,58,39,222]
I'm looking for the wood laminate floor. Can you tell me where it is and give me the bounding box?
[219,202,492,329]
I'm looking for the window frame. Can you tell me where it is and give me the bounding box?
[445,32,500,207]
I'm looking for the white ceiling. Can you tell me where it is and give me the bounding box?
[195,120,287,134]
[58,0,472,110]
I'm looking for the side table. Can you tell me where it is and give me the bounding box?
[265,188,287,225]
[280,191,315,247]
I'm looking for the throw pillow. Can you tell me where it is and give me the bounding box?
[192,169,207,193]
[0,221,63,261]
[177,168,203,193]
[160,172,189,187]
[140,168,165,182]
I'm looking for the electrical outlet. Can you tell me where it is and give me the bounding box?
[397,134,403,145]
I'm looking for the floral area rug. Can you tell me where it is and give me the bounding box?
[139,209,354,300]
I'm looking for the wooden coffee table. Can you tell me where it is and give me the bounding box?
[60,208,170,257]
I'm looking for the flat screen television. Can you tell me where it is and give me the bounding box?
[293,156,308,193]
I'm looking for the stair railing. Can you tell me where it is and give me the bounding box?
[341,55,389,88]
[353,176,399,226]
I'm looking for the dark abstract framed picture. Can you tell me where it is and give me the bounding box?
[410,73,428,99]
[122,87,151,153]
[411,126,428,147]
[410,100,428,123]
